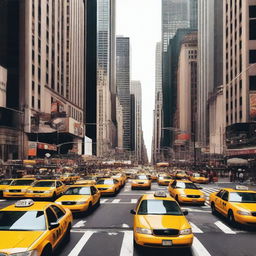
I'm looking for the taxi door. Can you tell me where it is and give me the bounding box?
[47,205,68,248]
[219,191,229,216]
[214,190,225,213]
[91,186,100,205]
[55,181,62,195]
[169,181,176,197]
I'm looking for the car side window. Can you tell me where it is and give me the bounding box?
[51,205,65,219]
[46,207,58,225]
[222,191,229,201]
[91,186,97,195]
[216,190,224,198]
[171,181,176,188]
[57,182,62,187]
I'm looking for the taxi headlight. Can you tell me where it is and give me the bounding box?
[43,190,52,194]
[55,202,62,205]
[27,190,33,193]
[179,228,192,235]
[136,227,153,235]
[237,210,251,216]
[180,194,187,198]
[132,181,137,184]
[10,249,38,256]
[201,194,206,198]
[4,190,9,192]
[21,189,27,193]
[76,201,88,205]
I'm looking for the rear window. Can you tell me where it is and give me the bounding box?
[11,180,35,186]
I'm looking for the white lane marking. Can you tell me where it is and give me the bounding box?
[0,200,6,202]
[120,231,133,256]
[190,222,203,233]
[100,199,108,203]
[214,221,236,234]
[112,199,121,204]
[122,223,130,228]
[192,237,211,256]
[131,199,138,203]
[68,231,93,256]
[73,220,87,228]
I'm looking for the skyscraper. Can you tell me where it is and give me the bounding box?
[162,0,190,52]
[189,0,198,29]
[96,0,117,157]
[152,42,162,164]
[130,81,142,163]
[116,36,131,150]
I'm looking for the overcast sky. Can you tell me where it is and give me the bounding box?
[116,0,161,161]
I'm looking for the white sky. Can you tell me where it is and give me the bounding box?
[116,0,161,162]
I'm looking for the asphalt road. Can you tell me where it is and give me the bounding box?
[1,181,256,256]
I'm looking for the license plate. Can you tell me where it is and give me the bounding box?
[192,199,197,202]
[162,240,172,246]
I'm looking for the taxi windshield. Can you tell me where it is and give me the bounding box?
[176,182,198,189]
[162,176,172,179]
[138,200,182,215]
[11,180,35,186]
[229,192,256,203]
[135,175,148,180]
[0,211,46,231]
[83,177,94,180]
[96,179,114,185]
[33,181,55,187]
[0,180,13,185]
[64,187,91,195]
[194,174,200,177]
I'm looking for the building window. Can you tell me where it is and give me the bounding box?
[249,76,256,90]
[32,65,35,76]
[38,68,41,81]
[249,6,256,18]
[249,50,256,63]
[38,100,41,109]
[32,96,35,108]
[249,20,256,40]
[32,81,35,91]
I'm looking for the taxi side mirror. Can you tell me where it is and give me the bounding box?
[49,222,60,230]
[130,209,136,215]
[183,210,189,216]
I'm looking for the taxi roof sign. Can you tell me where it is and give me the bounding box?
[15,199,34,208]
[154,191,167,197]
[235,185,249,191]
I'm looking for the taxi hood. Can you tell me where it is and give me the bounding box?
[0,231,44,252]
[178,189,204,196]
[29,187,54,191]
[56,195,91,202]
[234,203,256,212]
[136,215,189,230]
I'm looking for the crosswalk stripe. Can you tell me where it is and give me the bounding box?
[68,231,94,256]
[192,237,211,256]
[214,221,236,234]
[112,199,121,204]
[131,199,137,203]
[190,222,203,233]
[119,231,133,256]
[100,199,108,203]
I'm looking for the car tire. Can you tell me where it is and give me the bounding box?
[41,244,53,256]
[64,223,71,242]
[228,210,236,226]
[96,198,101,207]
[211,203,217,215]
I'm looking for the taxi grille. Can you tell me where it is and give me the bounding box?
[251,212,256,217]
[62,201,76,205]
[33,191,44,193]
[98,188,108,191]
[138,182,144,184]
[9,190,21,193]
[187,195,200,198]
[153,229,179,236]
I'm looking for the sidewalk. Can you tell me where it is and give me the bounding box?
[216,177,256,190]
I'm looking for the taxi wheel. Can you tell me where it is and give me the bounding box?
[96,198,101,206]
[88,202,93,213]
[51,193,57,202]
[64,223,71,242]
[228,210,236,226]
[41,244,53,256]
[211,203,217,215]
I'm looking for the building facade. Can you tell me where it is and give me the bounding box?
[96,0,117,157]
[130,81,142,163]
[189,0,198,29]
[116,36,131,150]
[152,42,163,164]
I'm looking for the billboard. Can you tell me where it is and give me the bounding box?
[250,93,256,121]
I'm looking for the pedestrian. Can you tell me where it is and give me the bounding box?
[239,172,244,183]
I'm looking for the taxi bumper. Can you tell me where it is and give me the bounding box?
[131,183,150,189]
[59,203,89,212]
[158,181,170,186]
[25,192,54,198]
[3,192,26,198]
[178,196,205,204]
[98,188,116,195]
[235,214,256,225]
[134,232,193,248]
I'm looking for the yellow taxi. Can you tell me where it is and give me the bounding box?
[0,179,15,197]
[60,173,80,184]
[95,178,120,195]
[157,175,173,186]
[168,180,206,205]
[130,192,193,248]
[174,170,189,179]
[189,173,209,184]
[111,173,127,187]
[25,180,66,200]
[56,185,101,213]
[3,178,36,198]
[131,175,152,190]
[0,199,72,256]
[75,176,97,185]
[209,186,256,226]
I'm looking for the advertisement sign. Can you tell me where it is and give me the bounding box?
[28,142,37,156]
[250,93,256,121]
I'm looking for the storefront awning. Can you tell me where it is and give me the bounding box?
[227,158,248,166]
